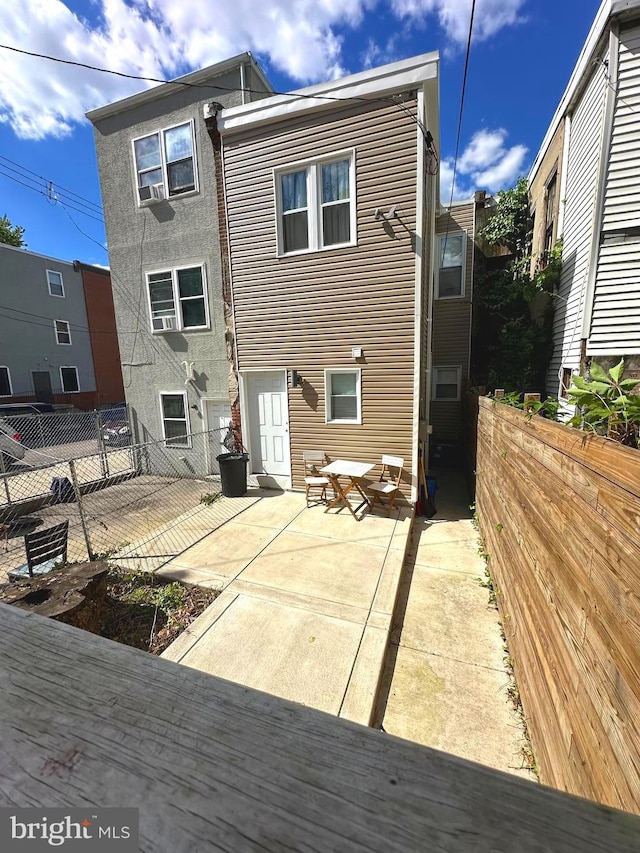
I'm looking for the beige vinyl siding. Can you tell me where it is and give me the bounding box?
[589,24,640,356]
[431,202,474,439]
[547,56,607,396]
[223,99,420,495]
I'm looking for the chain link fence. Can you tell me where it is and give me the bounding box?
[0,428,245,583]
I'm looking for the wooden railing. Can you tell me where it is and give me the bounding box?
[1,602,639,850]
[475,396,640,813]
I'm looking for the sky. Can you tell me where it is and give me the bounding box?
[0,0,603,267]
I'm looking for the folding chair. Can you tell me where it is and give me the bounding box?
[368,455,404,515]
[8,520,69,581]
[302,450,330,507]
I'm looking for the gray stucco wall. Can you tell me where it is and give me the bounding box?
[91,66,254,467]
[0,244,96,399]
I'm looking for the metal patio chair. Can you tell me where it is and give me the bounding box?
[8,520,69,581]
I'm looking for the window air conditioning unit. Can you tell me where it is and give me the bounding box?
[154,316,176,332]
[139,184,165,206]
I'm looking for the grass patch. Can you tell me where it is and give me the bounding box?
[101,566,219,655]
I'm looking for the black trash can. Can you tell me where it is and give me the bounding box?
[217,452,249,497]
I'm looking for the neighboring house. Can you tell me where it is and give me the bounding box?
[430,197,477,462]
[0,243,123,409]
[529,0,640,402]
[218,53,439,498]
[87,54,273,470]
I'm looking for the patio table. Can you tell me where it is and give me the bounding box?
[320,459,375,520]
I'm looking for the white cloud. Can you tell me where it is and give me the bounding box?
[391,0,526,44]
[440,128,528,201]
[0,1,527,141]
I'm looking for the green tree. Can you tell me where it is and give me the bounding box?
[0,214,25,247]
[472,178,561,394]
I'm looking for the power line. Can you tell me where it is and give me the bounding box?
[0,166,106,224]
[0,154,103,213]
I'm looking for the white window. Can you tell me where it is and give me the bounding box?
[60,366,79,393]
[146,265,208,333]
[133,120,197,204]
[324,368,361,424]
[0,367,12,397]
[432,366,462,401]
[275,151,356,255]
[54,319,72,345]
[47,269,65,297]
[436,233,465,299]
[160,392,191,447]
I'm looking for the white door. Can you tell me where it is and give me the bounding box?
[204,399,232,474]
[245,371,290,476]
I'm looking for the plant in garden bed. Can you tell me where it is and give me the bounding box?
[567,359,640,448]
[101,567,219,655]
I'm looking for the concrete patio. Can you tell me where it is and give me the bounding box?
[159,489,412,725]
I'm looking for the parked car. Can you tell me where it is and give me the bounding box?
[0,419,25,465]
[99,405,131,447]
[0,402,54,418]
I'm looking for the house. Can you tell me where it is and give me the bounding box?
[87,54,273,469]
[218,53,439,498]
[529,0,640,403]
[0,243,123,409]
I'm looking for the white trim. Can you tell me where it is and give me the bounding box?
[435,231,466,299]
[412,87,426,505]
[159,390,192,448]
[274,149,357,256]
[239,369,291,488]
[54,319,72,345]
[46,269,65,298]
[556,113,572,238]
[324,368,362,425]
[145,263,210,333]
[219,51,439,133]
[431,366,462,402]
[0,366,12,397]
[201,396,232,474]
[132,119,199,207]
[59,366,80,394]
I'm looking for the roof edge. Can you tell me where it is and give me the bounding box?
[218,51,439,133]
[86,52,273,123]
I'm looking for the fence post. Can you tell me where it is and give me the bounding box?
[524,392,541,413]
[0,452,11,505]
[68,460,93,561]
[95,411,109,479]
[495,389,505,398]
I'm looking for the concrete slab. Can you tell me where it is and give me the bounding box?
[288,505,402,550]
[410,540,485,576]
[238,531,387,610]
[232,491,306,529]
[382,645,533,779]
[339,625,387,724]
[168,594,364,715]
[416,518,477,545]
[229,578,369,624]
[398,564,505,668]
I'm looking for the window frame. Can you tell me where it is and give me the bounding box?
[159,390,192,448]
[54,319,72,345]
[559,367,573,400]
[131,119,199,206]
[145,263,209,334]
[435,232,466,300]
[0,366,12,397]
[60,366,80,394]
[431,366,462,402]
[324,367,362,425]
[46,269,65,298]
[274,148,357,257]
[543,171,558,265]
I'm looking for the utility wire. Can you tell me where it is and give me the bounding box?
[0,154,103,213]
[0,166,105,224]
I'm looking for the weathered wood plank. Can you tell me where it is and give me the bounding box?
[3,604,640,851]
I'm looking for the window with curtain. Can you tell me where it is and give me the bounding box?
[277,152,355,255]
[325,369,361,423]
[133,121,196,201]
[437,234,464,298]
[160,392,190,447]
[147,265,207,332]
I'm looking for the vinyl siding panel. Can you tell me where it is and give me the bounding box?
[589,24,640,356]
[547,56,607,396]
[431,203,473,439]
[223,99,421,494]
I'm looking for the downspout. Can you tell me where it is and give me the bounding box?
[556,113,572,238]
[204,102,243,451]
[580,24,619,363]
[412,87,426,504]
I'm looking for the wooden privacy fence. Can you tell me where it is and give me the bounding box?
[475,396,640,814]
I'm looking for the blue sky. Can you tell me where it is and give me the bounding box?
[0,0,601,266]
